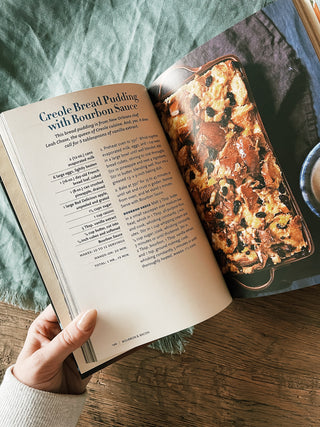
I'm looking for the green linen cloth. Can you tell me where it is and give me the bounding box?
[0,0,273,353]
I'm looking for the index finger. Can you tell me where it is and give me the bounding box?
[18,305,61,360]
[36,304,60,324]
[28,304,61,339]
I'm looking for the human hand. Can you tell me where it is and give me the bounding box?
[13,305,97,394]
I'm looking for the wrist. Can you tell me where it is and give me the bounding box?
[0,366,87,426]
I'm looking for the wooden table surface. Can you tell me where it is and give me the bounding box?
[1,284,320,426]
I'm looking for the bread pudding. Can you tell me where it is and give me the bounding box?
[158,57,312,276]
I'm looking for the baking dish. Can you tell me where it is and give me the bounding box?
[153,55,314,290]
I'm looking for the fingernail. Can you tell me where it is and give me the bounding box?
[77,309,97,332]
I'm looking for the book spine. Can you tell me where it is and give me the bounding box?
[292,0,320,60]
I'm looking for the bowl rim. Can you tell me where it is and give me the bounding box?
[300,141,320,218]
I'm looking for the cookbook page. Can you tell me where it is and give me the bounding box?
[292,0,320,59]
[0,83,231,366]
[149,0,320,298]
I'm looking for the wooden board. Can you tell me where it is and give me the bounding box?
[1,284,320,426]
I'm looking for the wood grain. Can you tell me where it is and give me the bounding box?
[1,285,320,426]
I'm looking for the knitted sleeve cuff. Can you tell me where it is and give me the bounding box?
[0,366,87,427]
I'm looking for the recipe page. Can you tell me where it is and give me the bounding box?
[0,83,231,363]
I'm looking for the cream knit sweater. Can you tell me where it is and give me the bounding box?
[0,366,87,427]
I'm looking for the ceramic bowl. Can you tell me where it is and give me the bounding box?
[300,142,320,218]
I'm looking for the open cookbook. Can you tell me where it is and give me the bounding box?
[0,0,319,377]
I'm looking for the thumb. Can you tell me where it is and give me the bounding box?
[42,309,97,365]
